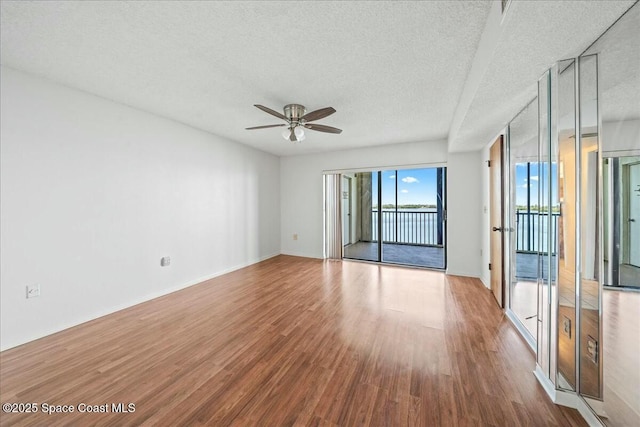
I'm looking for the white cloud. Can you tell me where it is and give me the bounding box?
[530,176,539,181]
[401,189,409,193]
[401,176,419,183]
[389,175,396,179]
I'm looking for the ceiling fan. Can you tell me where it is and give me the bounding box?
[246,104,342,142]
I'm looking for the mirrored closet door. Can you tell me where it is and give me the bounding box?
[580,3,639,425]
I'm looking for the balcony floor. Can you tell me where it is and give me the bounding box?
[344,241,444,269]
[514,252,556,281]
[345,242,552,277]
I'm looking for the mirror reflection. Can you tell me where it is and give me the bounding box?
[581,2,639,425]
[578,53,601,400]
[537,70,552,375]
[555,59,577,391]
[508,100,539,341]
[604,156,640,288]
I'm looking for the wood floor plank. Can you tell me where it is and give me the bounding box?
[0,256,586,426]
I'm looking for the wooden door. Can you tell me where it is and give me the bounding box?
[490,136,504,308]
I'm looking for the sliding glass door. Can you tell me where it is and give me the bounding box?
[341,172,378,262]
[343,167,446,269]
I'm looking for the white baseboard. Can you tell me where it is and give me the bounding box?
[445,269,480,278]
[533,364,605,427]
[479,275,490,289]
[534,364,557,401]
[555,388,580,408]
[279,250,323,259]
[0,252,281,351]
[505,309,535,352]
[576,397,606,427]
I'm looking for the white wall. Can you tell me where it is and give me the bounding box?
[280,140,448,258]
[0,67,281,350]
[480,143,492,288]
[602,119,640,156]
[446,151,483,277]
[280,140,484,278]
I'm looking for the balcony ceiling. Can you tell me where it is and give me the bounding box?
[0,1,635,157]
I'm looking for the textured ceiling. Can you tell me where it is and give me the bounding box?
[0,1,636,157]
[584,3,640,124]
[450,0,636,152]
[0,0,490,156]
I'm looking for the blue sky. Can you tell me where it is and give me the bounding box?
[372,168,440,206]
[515,162,558,207]
[369,163,557,208]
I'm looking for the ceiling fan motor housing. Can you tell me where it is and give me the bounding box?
[284,104,306,123]
[246,103,341,136]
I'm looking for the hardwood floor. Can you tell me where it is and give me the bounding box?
[0,256,585,426]
[599,289,640,426]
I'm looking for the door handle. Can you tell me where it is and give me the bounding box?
[492,227,503,232]
[630,218,636,222]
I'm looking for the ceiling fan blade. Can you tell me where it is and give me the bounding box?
[246,124,287,130]
[254,104,287,121]
[301,107,336,122]
[304,123,343,134]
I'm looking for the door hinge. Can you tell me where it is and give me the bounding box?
[487,160,491,167]
[488,263,492,271]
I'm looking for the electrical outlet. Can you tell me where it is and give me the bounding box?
[562,316,571,338]
[587,335,598,364]
[293,234,298,241]
[160,256,171,267]
[26,284,40,299]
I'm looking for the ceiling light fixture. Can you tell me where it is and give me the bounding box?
[247,104,342,143]
[281,126,306,142]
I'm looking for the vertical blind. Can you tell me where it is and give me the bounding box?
[324,174,342,259]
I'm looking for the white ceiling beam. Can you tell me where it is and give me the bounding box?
[447,1,506,153]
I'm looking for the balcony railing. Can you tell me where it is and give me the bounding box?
[371,210,443,246]
[515,210,560,254]
[368,209,559,254]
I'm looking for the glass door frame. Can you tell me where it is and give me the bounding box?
[343,166,447,270]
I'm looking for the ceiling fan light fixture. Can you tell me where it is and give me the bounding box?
[249,104,342,142]
[281,126,306,142]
